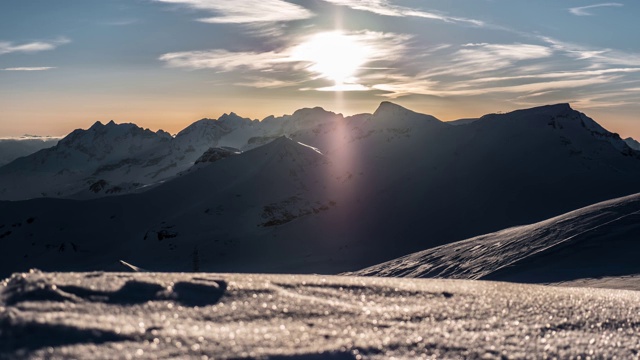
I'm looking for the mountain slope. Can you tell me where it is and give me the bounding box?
[350,192,640,288]
[0,137,59,166]
[1,103,640,276]
[624,136,640,151]
[0,121,172,200]
[0,137,339,276]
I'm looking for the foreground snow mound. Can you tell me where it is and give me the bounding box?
[2,272,640,359]
[351,192,640,288]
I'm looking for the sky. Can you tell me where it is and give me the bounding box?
[1,0,639,138]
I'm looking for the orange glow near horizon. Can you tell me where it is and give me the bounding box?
[2,94,638,141]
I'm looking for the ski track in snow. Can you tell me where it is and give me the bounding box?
[2,272,640,359]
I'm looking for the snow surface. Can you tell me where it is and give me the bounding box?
[2,271,640,359]
[350,192,640,289]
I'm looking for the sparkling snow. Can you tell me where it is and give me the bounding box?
[2,272,640,359]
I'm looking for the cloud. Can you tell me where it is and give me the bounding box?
[320,0,485,26]
[2,67,56,71]
[0,38,70,55]
[235,77,304,89]
[416,43,554,79]
[542,36,640,67]
[160,26,640,107]
[356,39,640,104]
[0,135,63,141]
[315,84,370,92]
[153,0,313,23]
[160,31,411,92]
[463,68,640,85]
[569,3,623,16]
[160,49,288,71]
[374,74,617,99]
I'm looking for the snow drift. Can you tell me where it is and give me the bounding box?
[351,192,640,289]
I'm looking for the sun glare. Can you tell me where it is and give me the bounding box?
[292,32,371,87]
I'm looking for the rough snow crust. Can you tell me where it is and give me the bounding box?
[2,272,640,359]
[351,192,640,288]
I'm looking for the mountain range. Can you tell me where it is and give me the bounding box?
[1,102,640,279]
[0,137,59,167]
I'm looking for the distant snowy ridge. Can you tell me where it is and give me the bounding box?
[0,102,445,201]
[624,137,640,151]
[0,121,172,200]
[0,137,59,166]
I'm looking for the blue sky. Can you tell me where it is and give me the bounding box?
[1,0,639,138]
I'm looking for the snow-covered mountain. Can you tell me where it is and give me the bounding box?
[0,137,59,166]
[624,136,640,151]
[351,192,640,289]
[0,109,344,201]
[0,121,172,200]
[1,103,640,277]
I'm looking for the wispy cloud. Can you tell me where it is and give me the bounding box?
[153,0,313,23]
[320,0,485,26]
[0,38,70,55]
[160,49,288,71]
[569,3,623,16]
[2,67,56,71]
[542,36,640,67]
[354,39,640,104]
[160,30,411,91]
[0,135,62,141]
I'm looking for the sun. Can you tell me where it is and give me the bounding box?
[291,31,371,86]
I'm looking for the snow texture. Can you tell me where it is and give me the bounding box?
[2,271,640,359]
[351,192,640,289]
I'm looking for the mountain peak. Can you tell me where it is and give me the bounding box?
[218,112,253,126]
[291,106,332,118]
[502,103,574,118]
[373,101,410,115]
[372,101,442,125]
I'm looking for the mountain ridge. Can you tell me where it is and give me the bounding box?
[1,103,640,277]
[350,191,640,289]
